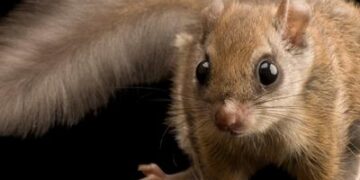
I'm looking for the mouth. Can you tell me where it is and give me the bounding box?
[228,130,251,138]
[216,124,249,137]
[229,129,245,136]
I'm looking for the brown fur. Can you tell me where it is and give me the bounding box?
[163,0,360,179]
[0,0,208,137]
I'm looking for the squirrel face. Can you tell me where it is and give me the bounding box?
[175,0,315,137]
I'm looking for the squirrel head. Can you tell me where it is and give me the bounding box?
[174,0,315,136]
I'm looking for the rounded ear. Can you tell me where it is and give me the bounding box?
[275,0,311,48]
[201,0,224,31]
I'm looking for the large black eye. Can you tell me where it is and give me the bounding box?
[258,60,279,86]
[196,55,210,85]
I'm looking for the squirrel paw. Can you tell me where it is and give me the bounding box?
[138,163,168,180]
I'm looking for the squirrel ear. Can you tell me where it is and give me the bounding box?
[202,0,224,30]
[275,0,311,48]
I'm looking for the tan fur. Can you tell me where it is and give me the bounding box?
[0,0,208,137]
[167,0,360,179]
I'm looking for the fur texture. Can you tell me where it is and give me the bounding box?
[0,0,206,137]
[166,0,360,179]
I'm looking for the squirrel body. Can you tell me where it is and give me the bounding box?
[140,0,360,179]
[2,0,360,179]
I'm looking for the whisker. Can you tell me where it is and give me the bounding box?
[253,78,307,102]
[117,86,169,93]
[256,105,308,111]
[257,111,310,123]
[159,125,171,150]
[254,93,305,106]
[169,106,208,112]
[147,98,173,102]
[346,141,359,157]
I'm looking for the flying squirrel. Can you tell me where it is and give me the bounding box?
[1,0,360,179]
[139,0,360,179]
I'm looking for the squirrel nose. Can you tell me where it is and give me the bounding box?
[214,101,248,133]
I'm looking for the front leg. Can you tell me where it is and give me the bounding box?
[138,163,198,180]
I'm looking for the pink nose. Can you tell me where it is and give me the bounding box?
[215,101,249,134]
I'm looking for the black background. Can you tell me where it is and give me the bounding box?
[0,1,358,179]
